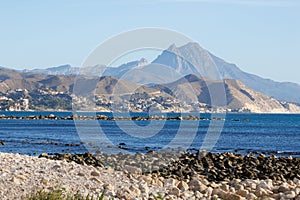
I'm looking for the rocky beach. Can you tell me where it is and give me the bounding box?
[1,151,300,200]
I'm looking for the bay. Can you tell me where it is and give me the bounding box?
[0,111,299,157]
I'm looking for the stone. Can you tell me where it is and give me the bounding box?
[142,175,152,184]
[246,193,257,200]
[257,179,273,190]
[255,187,269,197]
[194,191,203,198]
[287,180,295,187]
[77,172,85,177]
[182,190,194,198]
[204,187,213,197]
[177,180,189,192]
[227,193,244,200]
[278,182,290,193]
[220,183,229,191]
[41,178,48,185]
[284,191,296,199]
[11,177,21,185]
[293,178,300,185]
[116,187,135,200]
[40,153,48,157]
[129,185,141,197]
[213,188,227,199]
[230,187,236,193]
[231,179,242,185]
[156,179,164,187]
[189,179,207,192]
[90,177,102,183]
[164,178,177,187]
[139,182,149,194]
[124,165,142,175]
[168,186,180,196]
[91,170,100,176]
[201,178,210,185]
[210,182,220,188]
[16,174,26,180]
[294,187,300,195]
[103,183,114,190]
[236,189,249,197]
[234,184,244,190]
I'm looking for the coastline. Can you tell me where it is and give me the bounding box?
[1,151,299,199]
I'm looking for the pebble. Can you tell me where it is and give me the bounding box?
[177,180,189,192]
[91,170,100,176]
[0,151,300,200]
[168,186,181,196]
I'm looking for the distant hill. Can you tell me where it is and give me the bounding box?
[155,74,300,113]
[23,64,79,76]
[1,67,299,112]
[18,41,300,104]
[152,42,300,103]
[0,67,74,93]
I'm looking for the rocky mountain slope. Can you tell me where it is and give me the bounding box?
[152,43,300,103]
[156,74,300,113]
[21,43,300,104]
[1,66,299,113]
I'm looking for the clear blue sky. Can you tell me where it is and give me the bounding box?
[0,0,299,83]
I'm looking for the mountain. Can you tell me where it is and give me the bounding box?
[0,66,300,112]
[156,74,300,113]
[14,41,300,104]
[23,64,79,76]
[0,67,74,94]
[152,42,300,103]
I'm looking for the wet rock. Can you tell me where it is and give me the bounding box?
[39,153,48,158]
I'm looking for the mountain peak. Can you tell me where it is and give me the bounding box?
[180,42,203,49]
[167,43,177,51]
[167,43,178,52]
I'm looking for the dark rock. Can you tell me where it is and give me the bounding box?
[152,150,300,183]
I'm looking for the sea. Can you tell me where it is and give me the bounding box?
[0,111,299,157]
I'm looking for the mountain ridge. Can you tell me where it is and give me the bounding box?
[0,65,300,112]
[11,42,300,104]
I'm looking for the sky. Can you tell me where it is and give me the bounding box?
[0,0,299,84]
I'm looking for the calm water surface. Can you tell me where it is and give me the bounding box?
[0,112,299,156]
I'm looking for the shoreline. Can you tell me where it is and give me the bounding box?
[1,151,299,199]
[1,110,300,114]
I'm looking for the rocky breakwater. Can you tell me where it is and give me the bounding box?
[38,151,300,199]
[0,113,227,121]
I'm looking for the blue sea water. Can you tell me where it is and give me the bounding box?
[0,111,299,157]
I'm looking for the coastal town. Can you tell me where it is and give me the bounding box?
[1,88,241,113]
